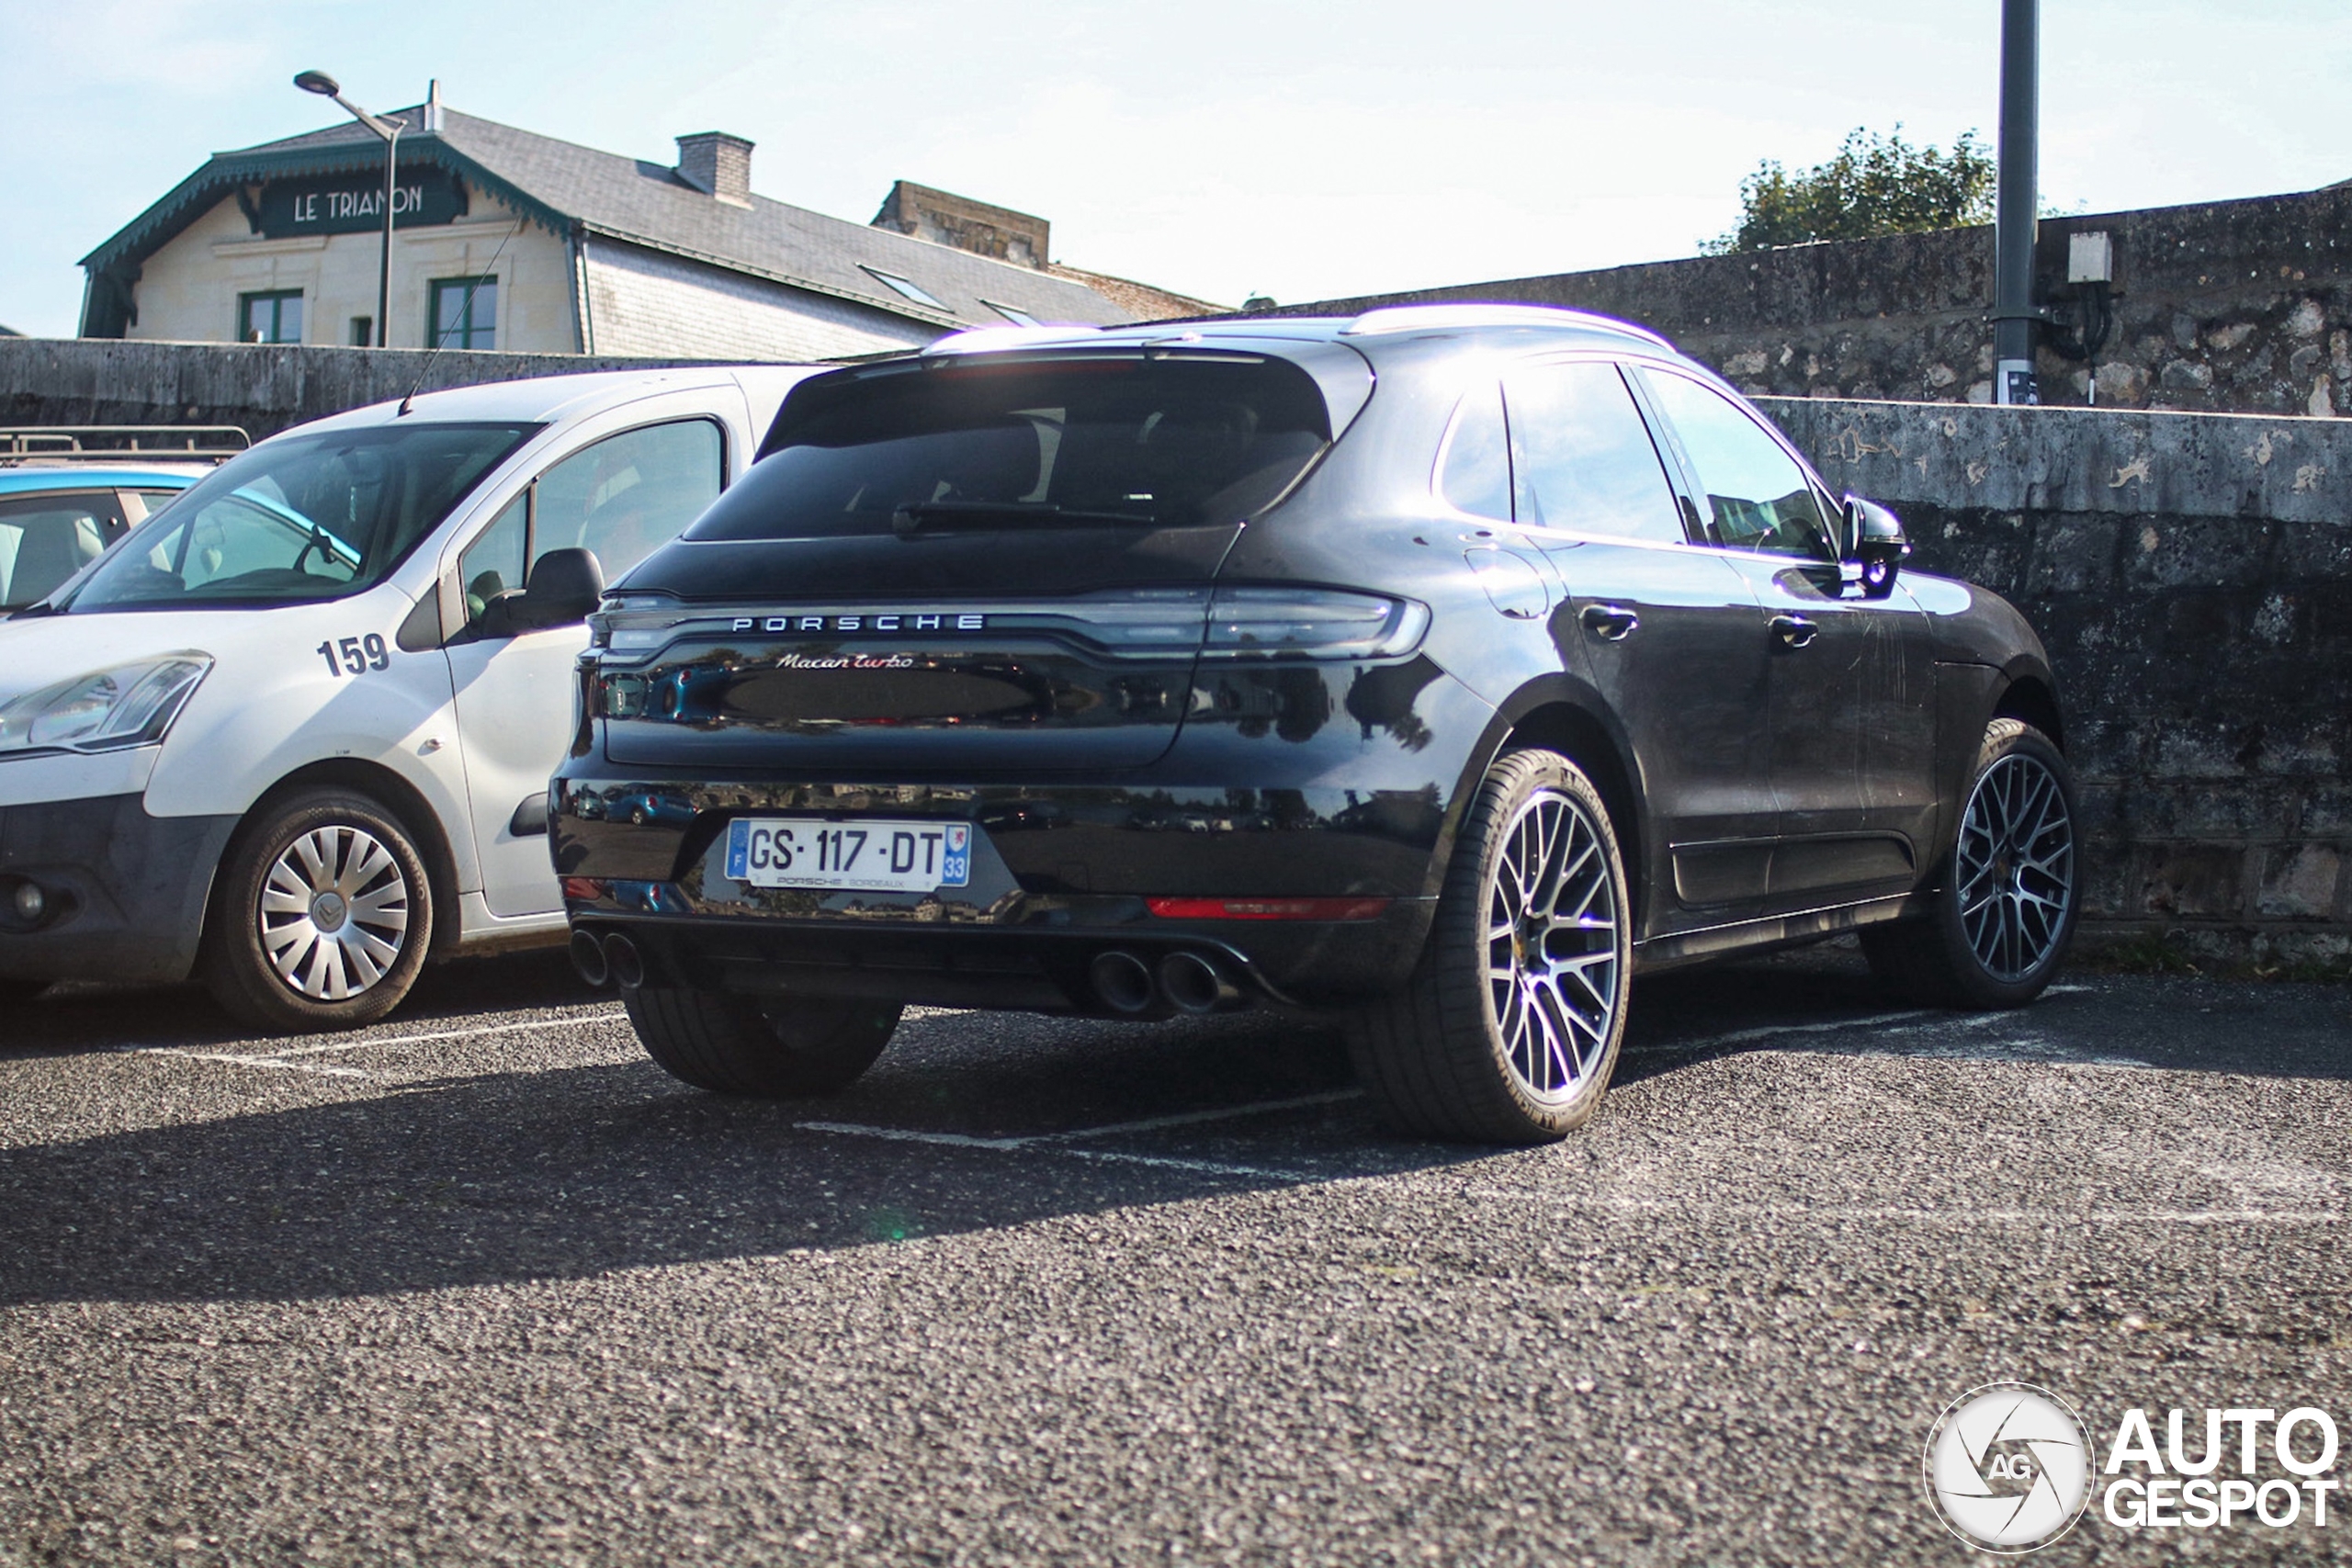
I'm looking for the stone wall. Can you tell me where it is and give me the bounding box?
[1763,396,2351,964]
[0,336,766,443]
[1276,186,2352,418]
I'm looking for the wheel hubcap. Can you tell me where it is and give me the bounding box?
[1485,788,1622,1103]
[258,825,411,1001]
[1956,753,2075,982]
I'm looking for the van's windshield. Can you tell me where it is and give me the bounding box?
[58,422,537,612]
[687,355,1330,542]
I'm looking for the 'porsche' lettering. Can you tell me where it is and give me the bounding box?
[705,612,991,636]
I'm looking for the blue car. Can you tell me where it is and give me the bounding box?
[0,467,204,615]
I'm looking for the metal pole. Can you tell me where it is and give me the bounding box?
[1994,0,2039,404]
[378,122,400,347]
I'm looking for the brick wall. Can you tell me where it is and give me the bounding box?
[1766,396,2352,964]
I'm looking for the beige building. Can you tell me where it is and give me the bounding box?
[81,89,1175,359]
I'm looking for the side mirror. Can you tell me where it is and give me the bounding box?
[1841,496,1910,599]
[476,547,605,637]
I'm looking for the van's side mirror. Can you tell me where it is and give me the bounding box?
[476,547,605,637]
[1841,497,1910,599]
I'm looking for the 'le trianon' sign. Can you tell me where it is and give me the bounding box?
[243,168,469,239]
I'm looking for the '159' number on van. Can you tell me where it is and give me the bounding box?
[317,635,390,677]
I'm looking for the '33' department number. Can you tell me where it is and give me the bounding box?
[318,635,390,677]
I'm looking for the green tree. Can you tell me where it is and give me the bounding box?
[1706,126,1995,254]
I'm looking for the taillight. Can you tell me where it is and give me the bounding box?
[1147,896,1392,921]
[1203,587,1429,660]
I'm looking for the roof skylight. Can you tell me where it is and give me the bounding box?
[863,267,945,309]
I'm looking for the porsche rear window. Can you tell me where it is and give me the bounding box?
[689,355,1332,541]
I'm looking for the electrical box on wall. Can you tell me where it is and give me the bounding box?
[2067,231,2114,286]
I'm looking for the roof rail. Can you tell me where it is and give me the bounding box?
[0,425,251,465]
[1340,303,1673,348]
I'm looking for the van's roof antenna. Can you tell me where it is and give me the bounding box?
[397,182,517,415]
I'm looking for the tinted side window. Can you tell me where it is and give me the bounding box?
[536,420,723,581]
[1642,373,1834,561]
[1438,382,1511,521]
[1501,361,1684,543]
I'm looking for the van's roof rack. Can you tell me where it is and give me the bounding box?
[0,426,251,465]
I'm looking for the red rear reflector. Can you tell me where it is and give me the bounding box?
[560,877,609,902]
[1146,897,1391,921]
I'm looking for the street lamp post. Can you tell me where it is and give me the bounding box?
[294,70,401,348]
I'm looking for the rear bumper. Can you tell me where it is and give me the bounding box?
[0,794,238,986]
[571,901,1434,1013]
[548,661,1498,1010]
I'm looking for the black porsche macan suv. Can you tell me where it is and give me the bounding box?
[551,305,2078,1143]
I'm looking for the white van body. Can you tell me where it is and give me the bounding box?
[0,367,811,1016]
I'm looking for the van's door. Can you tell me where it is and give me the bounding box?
[444,414,731,917]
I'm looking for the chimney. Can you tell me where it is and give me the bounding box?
[676,132,754,208]
[422,78,444,133]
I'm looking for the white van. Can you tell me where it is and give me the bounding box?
[0,367,811,1030]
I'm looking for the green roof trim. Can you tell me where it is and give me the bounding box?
[78,133,572,333]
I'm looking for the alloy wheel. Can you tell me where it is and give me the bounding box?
[1484,787,1623,1101]
[257,824,413,1000]
[1956,753,2075,982]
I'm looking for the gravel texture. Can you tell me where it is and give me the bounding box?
[4,946,2348,1565]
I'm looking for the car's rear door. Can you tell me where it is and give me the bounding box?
[1493,358,1783,921]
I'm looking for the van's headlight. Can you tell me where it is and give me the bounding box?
[0,654,213,757]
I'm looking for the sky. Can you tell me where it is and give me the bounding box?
[4,0,2347,336]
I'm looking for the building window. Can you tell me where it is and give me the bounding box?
[984,300,1041,327]
[348,316,374,346]
[430,276,498,351]
[862,267,944,309]
[238,290,303,344]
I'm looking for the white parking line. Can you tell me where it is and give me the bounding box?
[1466,1188,2349,1228]
[116,1008,632,1079]
[1024,1089,1363,1143]
[137,1049,382,1081]
[249,1010,629,1058]
[796,1089,1363,1179]
[796,1120,1296,1180]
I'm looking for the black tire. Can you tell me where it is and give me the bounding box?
[626,986,902,1097]
[1863,717,2080,1008]
[1347,748,1633,1144]
[200,788,434,1032]
[0,978,49,1009]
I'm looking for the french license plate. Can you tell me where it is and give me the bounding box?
[724,818,972,893]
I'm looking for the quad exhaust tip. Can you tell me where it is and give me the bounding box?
[1090,951,1155,1013]
[1159,951,1240,1015]
[603,931,647,990]
[569,928,610,988]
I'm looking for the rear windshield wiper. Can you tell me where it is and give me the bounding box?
[891,501,1158,536]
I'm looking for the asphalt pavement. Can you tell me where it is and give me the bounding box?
[3,944,2349,1566]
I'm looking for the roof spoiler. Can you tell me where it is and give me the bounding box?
[0,426,251,466]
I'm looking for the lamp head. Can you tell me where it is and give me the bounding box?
[293,70,340,96]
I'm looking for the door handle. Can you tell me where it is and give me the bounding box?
[1770,614,1819,649]
[1579,604,1640,641]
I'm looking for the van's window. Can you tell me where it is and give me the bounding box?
[1640,371,1835,560]
[458,493,528,624]
[1439,382,1512,521]
[536,420,722,581]
[62,423,535,611]
[691,356,1330,541]
[0,491,129,610]
[1501,362,1684,544]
